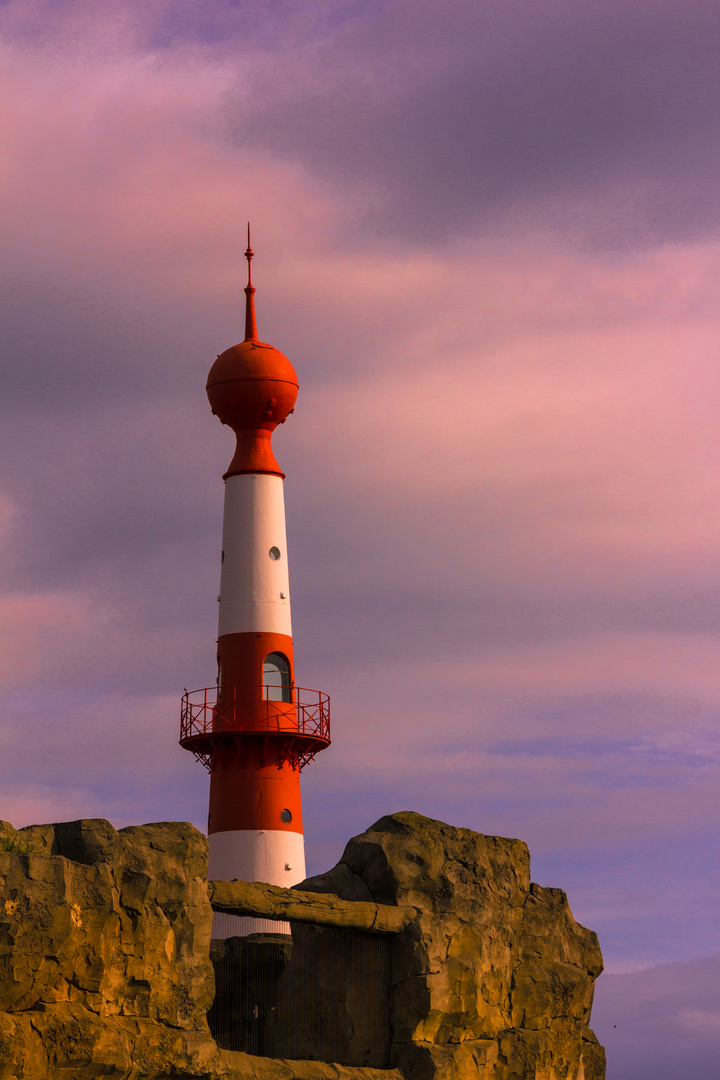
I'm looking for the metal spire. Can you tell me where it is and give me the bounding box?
[244,222,257,342]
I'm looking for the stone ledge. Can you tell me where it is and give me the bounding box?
[207,879,412,934]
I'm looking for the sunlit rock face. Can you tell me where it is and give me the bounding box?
[0,818,219,1078]
[298,812,606,1080]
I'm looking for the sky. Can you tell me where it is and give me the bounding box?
[1,1,720,1076]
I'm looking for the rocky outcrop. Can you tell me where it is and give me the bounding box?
[297,812,605,1080]
[0,813,605,1080]
[0,817,218,1078]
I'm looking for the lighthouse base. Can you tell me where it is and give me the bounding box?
[208,829,306,939]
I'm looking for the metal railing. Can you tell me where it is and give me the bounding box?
[179,685,330,771]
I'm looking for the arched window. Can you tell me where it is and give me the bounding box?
[263,653,291,702]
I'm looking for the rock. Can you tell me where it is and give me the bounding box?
[271,922,392,1068]
[0,812,605,1080]
[0,818,219,1079]
[297,811,606,1080]
[208,879,410,932]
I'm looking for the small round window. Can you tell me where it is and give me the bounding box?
[280,809,292,823]
[269,546,281,561]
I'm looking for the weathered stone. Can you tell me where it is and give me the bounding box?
[0,812,605,1080]
[297,812,605,1080]
[271,923,391,1068]
[209,879,410,933]
[0,818,220,1079]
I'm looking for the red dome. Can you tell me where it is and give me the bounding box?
[207,339,298,478]
[207,339,298,428]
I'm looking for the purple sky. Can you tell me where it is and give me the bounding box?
[2,3,720,1076]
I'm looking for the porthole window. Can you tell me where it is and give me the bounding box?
[269,546,281,561]
[263,652,291,702]
[280,809,292,823]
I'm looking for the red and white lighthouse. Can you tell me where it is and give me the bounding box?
[180,231,330,934]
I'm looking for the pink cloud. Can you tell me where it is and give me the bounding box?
[0,589,99,686]
[0,9,343,289]
[456,633,720,702]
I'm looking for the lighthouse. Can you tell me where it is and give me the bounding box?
[180,230,330,936]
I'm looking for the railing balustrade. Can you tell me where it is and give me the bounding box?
[179,685,330,771]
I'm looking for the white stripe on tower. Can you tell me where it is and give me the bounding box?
[218,473,291,639]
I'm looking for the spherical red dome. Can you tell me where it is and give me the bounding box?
[207,339,298,432]
[207,337,298,478]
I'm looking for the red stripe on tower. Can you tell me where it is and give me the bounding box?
[180,227,330,936]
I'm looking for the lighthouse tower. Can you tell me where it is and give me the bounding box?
[180,231,330,935]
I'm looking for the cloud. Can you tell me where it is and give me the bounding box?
[222,0,720,247]
[0,688,208,831]
[6,0,720,258]
[461,633,720,701]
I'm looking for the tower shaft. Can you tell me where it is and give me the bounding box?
[208,472,305,894]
